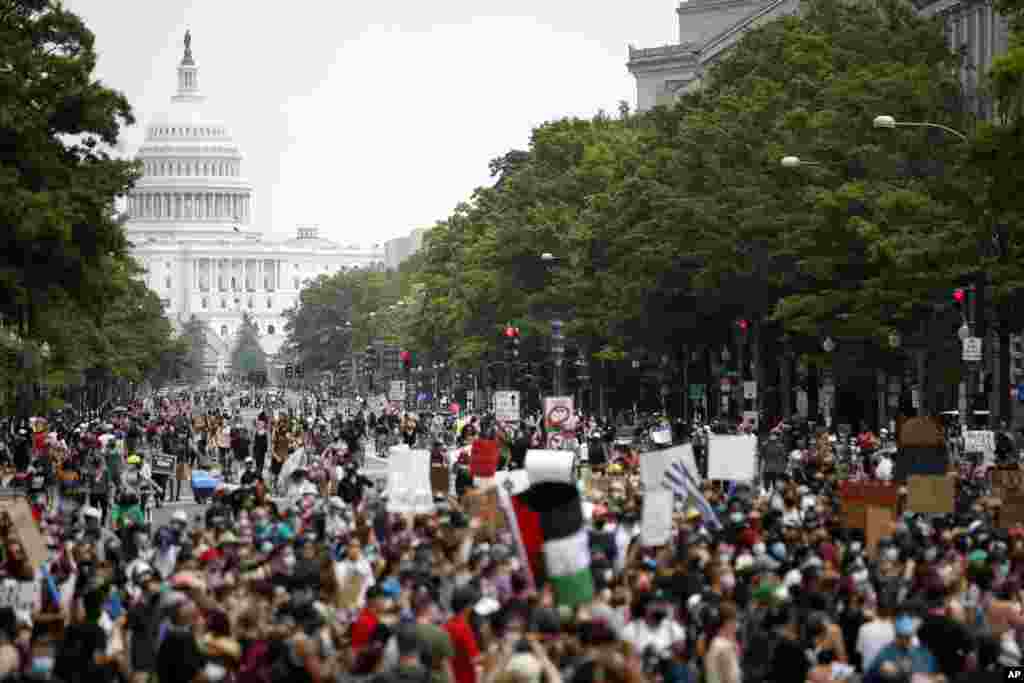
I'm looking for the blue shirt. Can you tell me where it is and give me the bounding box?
[865,642,937,683]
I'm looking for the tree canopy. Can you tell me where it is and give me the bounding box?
[0,1,178,414]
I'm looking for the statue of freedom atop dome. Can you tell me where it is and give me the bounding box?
[183,30,193,61]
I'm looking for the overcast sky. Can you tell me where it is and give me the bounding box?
[64,1,679,245]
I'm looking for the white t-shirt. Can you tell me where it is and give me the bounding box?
[620,618,686,656]
[856,619,894,671]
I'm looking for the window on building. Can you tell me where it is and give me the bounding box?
[201,297,208,310]
[221,299,227,309]
[293,277,300,290]
[221,325,228,337]
[165,276,171,289]
[253,322,260,334]
[267,325,275,335]
[247,297,253,309]
[231,277,237,291]
[266,297,272,309]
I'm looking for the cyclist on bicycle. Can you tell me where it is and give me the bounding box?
[113,455,158,529]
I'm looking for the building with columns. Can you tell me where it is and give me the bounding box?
[125,35,384,378]
[627,0,1009,113]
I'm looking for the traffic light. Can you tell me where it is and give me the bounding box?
[737,318,749,335]
[953,287,966,316]
[504,325,520,359]
[400,350,412,372]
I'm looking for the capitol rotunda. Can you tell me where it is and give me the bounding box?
[125,33,384,379]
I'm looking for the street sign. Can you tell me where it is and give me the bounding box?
[743,381,758,400]
[389,380,406,402]
[962,336,982,362]
[688,384,705,400]
[494,391,520,422]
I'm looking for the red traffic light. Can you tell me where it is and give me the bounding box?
[400,351,411,362]
[504,326,519,338]
[953,288,966,303]
[737,319,749,331]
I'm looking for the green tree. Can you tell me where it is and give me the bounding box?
[231,312,267,377]
[0,0,139,339]
[283,263,418,373]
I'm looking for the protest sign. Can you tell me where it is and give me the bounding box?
[707,436,757,482]
[641,490,673,547]
[386,447,434,514]
[907,475,955,515]
[0,500,47,571]
[0,579,38,615]
[964,430,996,464]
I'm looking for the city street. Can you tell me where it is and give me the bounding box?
[150,496,206,528]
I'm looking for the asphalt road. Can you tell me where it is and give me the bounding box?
[148,491,207,528]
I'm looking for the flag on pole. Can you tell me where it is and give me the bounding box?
[663,458,723,531]
[508,482,594,608]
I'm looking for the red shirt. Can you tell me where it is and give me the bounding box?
[444,614,480,683]
[349,607,379,653]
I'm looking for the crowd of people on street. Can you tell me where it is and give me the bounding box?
[0,386,1018,683]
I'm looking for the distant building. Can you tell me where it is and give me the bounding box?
[628,0,1008,114]
[125,34,384,379]
[384,228,426,270]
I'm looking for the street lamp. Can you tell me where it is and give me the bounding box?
[780,156,822,168]
[822,336,836,353]
[872,115,968,142]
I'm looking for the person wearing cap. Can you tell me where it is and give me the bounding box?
[621,589,686,657]
[863,615,937,683]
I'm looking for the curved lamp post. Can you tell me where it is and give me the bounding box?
[872,115,968,142]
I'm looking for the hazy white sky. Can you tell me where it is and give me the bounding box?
[64,1,680,245]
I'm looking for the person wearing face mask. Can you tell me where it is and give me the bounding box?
[621,590,686,658]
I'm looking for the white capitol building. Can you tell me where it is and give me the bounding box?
[124,34,384,377]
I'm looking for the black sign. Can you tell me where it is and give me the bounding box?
[151,453,176,476]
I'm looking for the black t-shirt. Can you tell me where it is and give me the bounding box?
[916,613,973,678]
[157,627,205,683]
[766,636,810,683]
[127,593,162,672]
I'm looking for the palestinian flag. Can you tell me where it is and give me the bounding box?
[509,481,594,608]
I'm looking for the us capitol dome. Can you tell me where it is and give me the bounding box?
[125,32,385,379]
